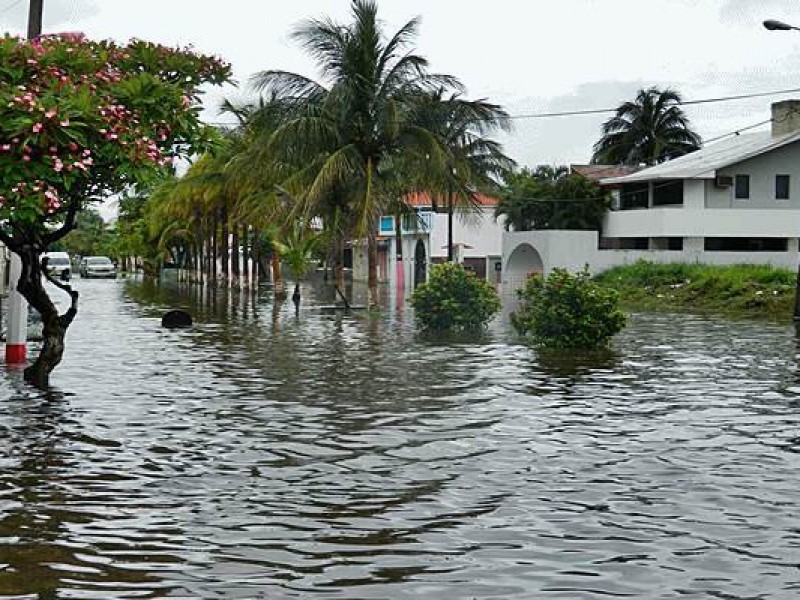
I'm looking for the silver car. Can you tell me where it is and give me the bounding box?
[79,256,117,279]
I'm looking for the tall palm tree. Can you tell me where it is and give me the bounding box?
[405,90,514,261]
[591,87,701,166]
[253,0,458,308]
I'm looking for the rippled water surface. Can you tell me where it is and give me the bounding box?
[1,278,800,599]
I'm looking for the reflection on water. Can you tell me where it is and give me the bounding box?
[1,277,800,598]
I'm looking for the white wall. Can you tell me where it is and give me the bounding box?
[604,205,800,238]
[430,207,504,259]
[503,230,800,295]
[708,141,800,210]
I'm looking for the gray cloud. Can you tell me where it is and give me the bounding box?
[0,0,98,32]
[720,0,800,25]
[498,80,649,169]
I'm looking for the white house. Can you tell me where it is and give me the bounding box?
[353,192,505,288]
[502,100,800,295]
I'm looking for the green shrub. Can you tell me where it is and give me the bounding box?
[593,262,796,317]
[512,267,626,349]
[411,262,501,331]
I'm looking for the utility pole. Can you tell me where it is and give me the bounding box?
[6,1,43,364]
[27,0,43,39]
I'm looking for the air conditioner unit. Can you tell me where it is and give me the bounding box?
[715,175,733,188]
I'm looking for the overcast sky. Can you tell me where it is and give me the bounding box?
[4,0,800,169]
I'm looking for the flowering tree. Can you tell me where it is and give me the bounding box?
[0,33,230,386]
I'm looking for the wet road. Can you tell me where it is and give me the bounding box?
[1,277,799,598]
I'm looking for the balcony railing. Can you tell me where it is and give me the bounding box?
[377,212,433,236]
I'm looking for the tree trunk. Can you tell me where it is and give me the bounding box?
[16,248,79,388]
[272,252,286,299]
[447,192,454,262]
[211,215,219,285]
[231,224,240,285]
[220,207,229,286]
[394,209,404,292]
[251,228,261,287]
[205,225,213,285]
[794,264,800,320]
[334,235,345,291]
[242,226,250,289]
[367,231,379,309]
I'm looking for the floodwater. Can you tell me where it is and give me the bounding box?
[1,277,799,599]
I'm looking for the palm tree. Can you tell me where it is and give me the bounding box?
[591,87,701,166]
[405,90,514,261]
[224,98,291,296]
[253,0,458,308]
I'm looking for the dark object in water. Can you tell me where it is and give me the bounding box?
[162,310,193,328]
[292,284,301,314]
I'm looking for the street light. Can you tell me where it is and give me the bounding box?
[764,17,800,319]
[763,19,800,31]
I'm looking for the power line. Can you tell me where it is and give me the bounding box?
[207,86,800,128]
[0,0,24,15]
[509,87,800,120]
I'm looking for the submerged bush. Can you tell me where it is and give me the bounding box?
[512,267,626,349]
[411,262,501,331]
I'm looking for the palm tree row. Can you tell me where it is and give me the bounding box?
[116,0,514,308]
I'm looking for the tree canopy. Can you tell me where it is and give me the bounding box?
[495,166,610,231]
[0,32,230,385]
[591,87,701,166]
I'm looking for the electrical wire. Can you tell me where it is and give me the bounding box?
[208,86,800,127]
[0,0,23,16]
[510,87,800,120]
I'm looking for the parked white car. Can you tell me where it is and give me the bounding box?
[42,251,71,281]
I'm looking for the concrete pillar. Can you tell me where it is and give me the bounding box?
[5,254,27,363]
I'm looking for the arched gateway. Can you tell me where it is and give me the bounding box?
[504,243,544,295]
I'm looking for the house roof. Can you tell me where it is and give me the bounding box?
[406,191,499,208]
[600,128,800,185]
[571,164,642,181]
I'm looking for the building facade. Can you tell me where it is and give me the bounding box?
[354,193,505,288]
[502,100,800,295]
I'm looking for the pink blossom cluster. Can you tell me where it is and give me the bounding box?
[5,180,62,213]
[50,146,93,173]
[9,87,39,111]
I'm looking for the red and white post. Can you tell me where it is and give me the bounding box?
[5,254,27,364]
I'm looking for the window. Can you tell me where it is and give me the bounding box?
[667,237,683,251]
[598,237,649,250]
[620,182,649,210]
[704,237,788,252]
[776,175,790,200]
[734,175,750,199]
[652,180,684,206]
[379,216,394,234]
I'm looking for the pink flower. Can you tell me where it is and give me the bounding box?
[45,109,57,119]
[60,119,69,127]
[32,123,43,133]
[53,159,64,172]
[0,144,10,152]
[22,155,30,162]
